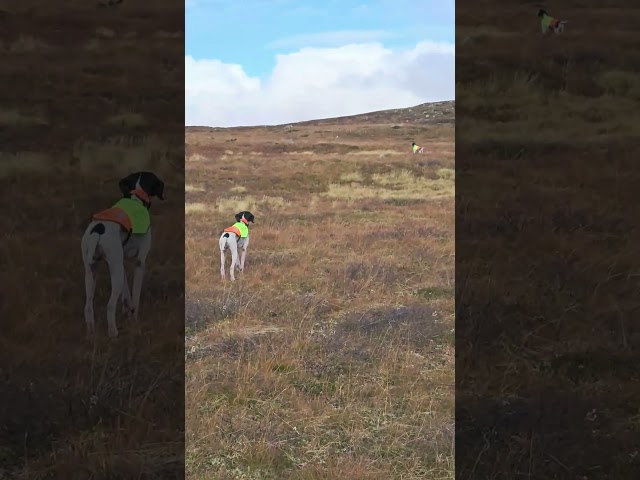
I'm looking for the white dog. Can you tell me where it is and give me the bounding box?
[219,211,255,281]
[81,172,165,337]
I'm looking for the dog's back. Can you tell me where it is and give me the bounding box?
[82,220,121,265]
[219,230,249,251]
[219,230,232,251]
[82,219,150,265]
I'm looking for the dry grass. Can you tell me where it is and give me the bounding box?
[456,1,640,477]
[95,26,116,38]
[185,103,455,479]
[217,195,291,214]
[105,112,148,128]
[186,202,209,215]
[340,172,364,182]
[0,108,48,126]
[325,168,454,202]
[187,153,208,162]
[186,184,206,193]
[72,135,177,177]
[7,35,53,53]
[0,152,51,178]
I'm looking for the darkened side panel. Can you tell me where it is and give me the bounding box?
[0,2,185,478]
[456,2,640,477]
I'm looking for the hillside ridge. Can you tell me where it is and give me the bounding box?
[186,100,455,131]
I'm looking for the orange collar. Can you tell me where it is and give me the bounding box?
[240,217,249,225]
[130,188,150,204]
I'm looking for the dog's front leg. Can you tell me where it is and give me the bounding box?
[104,244,125,338]
[239,237,249,273]
[84,264,97,337]
[121,267,133,316]
[239,248,247,272]
[228,240,239,281]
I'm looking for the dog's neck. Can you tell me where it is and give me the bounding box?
[130,195,152,212]
[130,188,150,206]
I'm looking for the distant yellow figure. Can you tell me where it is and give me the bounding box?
[412,142,424,154]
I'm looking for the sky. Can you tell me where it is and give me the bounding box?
[186,0,455,127]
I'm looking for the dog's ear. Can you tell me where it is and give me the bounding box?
[152,177,165,200]
[234,212,242,222]
[119,173,139,197]
[118,178,129,197]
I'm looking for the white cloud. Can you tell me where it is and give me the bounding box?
[185,41,454,127]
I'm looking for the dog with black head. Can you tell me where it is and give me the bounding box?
[538,8,568,34]
[219,211,255,281]
[119,171,165,205]
[81,172,165,338]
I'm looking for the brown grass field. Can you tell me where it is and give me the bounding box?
[1,2,184,479]
[185,101,455,479]
[456,1,640,477]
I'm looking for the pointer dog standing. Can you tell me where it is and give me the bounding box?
[538,9,568,35]
[81,172,165,337]
[219,211,255,281]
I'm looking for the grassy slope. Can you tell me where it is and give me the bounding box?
[185,102,455,479]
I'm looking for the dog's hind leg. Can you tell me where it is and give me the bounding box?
[84,264,97,337]
[81,224,102,337]
[219,235,228,280]
[220,248,226,280]
[104,244,125,338]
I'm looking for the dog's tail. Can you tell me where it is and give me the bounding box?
[83,223,105,265]
[219,231,229,251]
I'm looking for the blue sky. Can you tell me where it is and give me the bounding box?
[187,0,454,78]
[185,0,455,126]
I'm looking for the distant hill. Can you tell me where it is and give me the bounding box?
[185,100,455,132]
